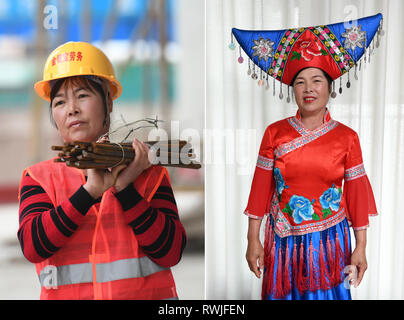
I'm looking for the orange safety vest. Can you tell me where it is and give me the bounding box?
[20,158,178,300]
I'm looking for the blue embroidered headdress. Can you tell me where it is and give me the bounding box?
[229,13,384,101]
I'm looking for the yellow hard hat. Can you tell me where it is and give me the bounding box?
[34,41,122,102]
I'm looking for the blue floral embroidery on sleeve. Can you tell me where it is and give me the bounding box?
[289,195,314,224]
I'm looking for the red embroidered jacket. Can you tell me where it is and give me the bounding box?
[244,109,378,237]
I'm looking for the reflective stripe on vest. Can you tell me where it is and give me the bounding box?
[38,256,168,287]
[25,160,177,299]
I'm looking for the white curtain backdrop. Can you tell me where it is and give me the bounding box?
[205,0,404,299]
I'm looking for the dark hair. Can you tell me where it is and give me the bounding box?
[290,67,333,90]
[49,76,109,127]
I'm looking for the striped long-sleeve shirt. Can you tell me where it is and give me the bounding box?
[18,173,186,268]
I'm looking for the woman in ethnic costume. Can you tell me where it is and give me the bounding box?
[230,13,383,299]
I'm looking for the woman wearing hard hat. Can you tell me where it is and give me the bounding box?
[17,42,186,300]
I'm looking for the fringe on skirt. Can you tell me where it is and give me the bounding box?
[262,215,352,300]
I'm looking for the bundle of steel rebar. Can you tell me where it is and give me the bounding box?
[52,140,201,169]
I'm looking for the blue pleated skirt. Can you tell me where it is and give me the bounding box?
[262,215,352,300]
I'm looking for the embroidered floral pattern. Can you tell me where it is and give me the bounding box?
[312,26,354,74]
[344,163,366,181]
[274,168,288,199]
[275,119,339,159]
[275,215,291,233]
[319,184,342,219]
[342,25,366,51]
[269,29,303,80]
[270,192,292,235]
[256,155,274,171]
[284,195,315,224]
[251,36,275,62]
[268,25,354,82]
[291,38,328,62]
[269,188,347,237]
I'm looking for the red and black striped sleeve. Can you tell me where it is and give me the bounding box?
[17,173,97,263]
[114,175,187,268]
